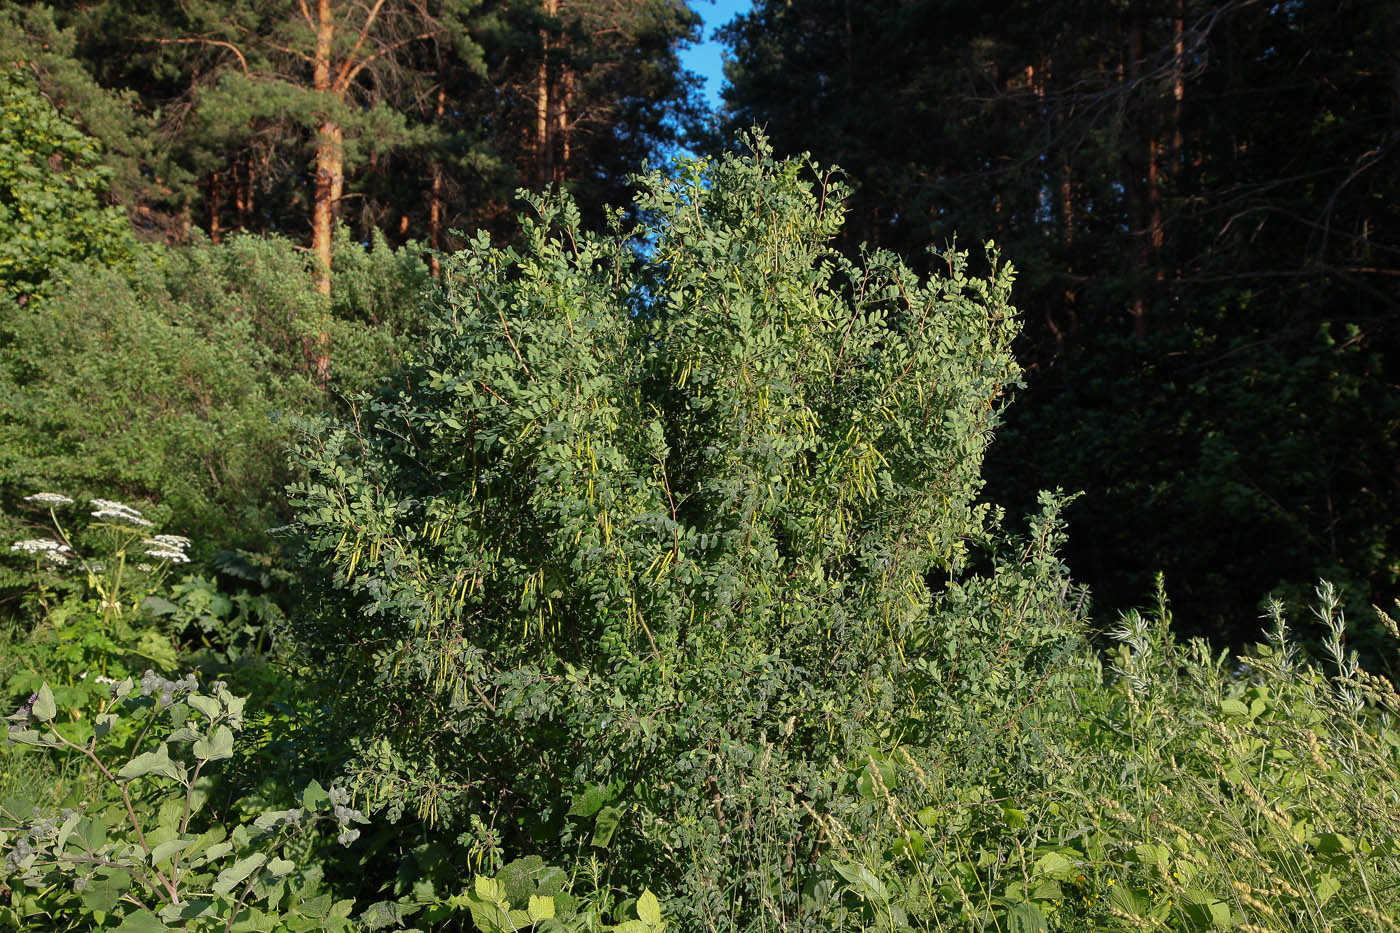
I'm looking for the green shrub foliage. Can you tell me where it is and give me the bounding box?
[0,228,432,563]
[287,140,1084,928]
[0,66,134,306]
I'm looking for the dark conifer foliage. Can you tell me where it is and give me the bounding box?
[721,0,1400,643]
[2,0,701,254]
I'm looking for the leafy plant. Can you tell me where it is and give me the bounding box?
[3,492,191,703]
[285,136,1085,929]
[0,65,133,306]
[746,583,1400,933]
[0,226,432,575]
[1,671,369,931]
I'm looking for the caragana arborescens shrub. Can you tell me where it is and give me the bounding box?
[288,138,1085,930]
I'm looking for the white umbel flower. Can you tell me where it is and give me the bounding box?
[143,548,190,563]
[11,538,71,554]
[24,492,74,506]
[90,498,143,516]
[151,534,192,550]
[91,508,154,527]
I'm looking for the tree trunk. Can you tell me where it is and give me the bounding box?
[209,170,223,244]
[234,152,251,230]
[537,0,558,186]
[559,66,572,178]
[312,119,342,381]
[311,0,338,382]
[430,77,445,276]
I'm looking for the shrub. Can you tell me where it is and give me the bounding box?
[0,671,370,931]
[798,581,1400,931]
[0,66,134,306]
[285,138,1084,928]
[0,228,433,577]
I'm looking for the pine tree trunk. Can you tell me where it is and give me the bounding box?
[235,153,251,230]
[430,78,445,276]
[312,119,342,381]
[537,0,558,186]
[209,170,223,244]
[559,67,572,178]
[311,0,338,382]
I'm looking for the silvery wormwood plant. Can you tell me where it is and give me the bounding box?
[0,671,369,931]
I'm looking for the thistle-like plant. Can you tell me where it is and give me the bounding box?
[1,671,369,930]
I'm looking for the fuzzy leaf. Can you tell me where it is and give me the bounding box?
[31,683,56,722]
[118,746,184,782]
[213,852,267,896]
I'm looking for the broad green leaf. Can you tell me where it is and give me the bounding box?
[1032,850,1075,880]
[161,899,218,923]
[1181,890,1232,931]
[200,840,234,863]
[193,724,234,762]
[1001,806,1028,829]
[142,596,179,616]
[168,726,203,744]
[465,895,513,933]
[267,856,296,876]
[213,852,267,895]
[81,867,133,912]
[1107,883,1144,917]
[301,780,330,810]
[187,694,221,721]
[6,728,46,746]
[636,889,661,926]
[149,837,194,866]
[112,909,173,932]
[1313,832,1355,857]
[528,894,556,923]
[118,746,184,782]
[474,875,505,904]
[54,810,81,853]
[77,815,108,851]
[1003,901,1048,933]
[568,784,609,818]
[31,683,56,722]
[360,900,414,930]
[1220,698,1249,718]
[1134,842,1170,874]
[831,861,888,903]
[591,804,623,848]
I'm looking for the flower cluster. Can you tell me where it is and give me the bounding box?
[144,533,191,564]
[90,498,154,528]
[137,670,199,708]
[23,492,74,506]
[328,785,369,846]
[10,492,195,571]
[9,538,72,565]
